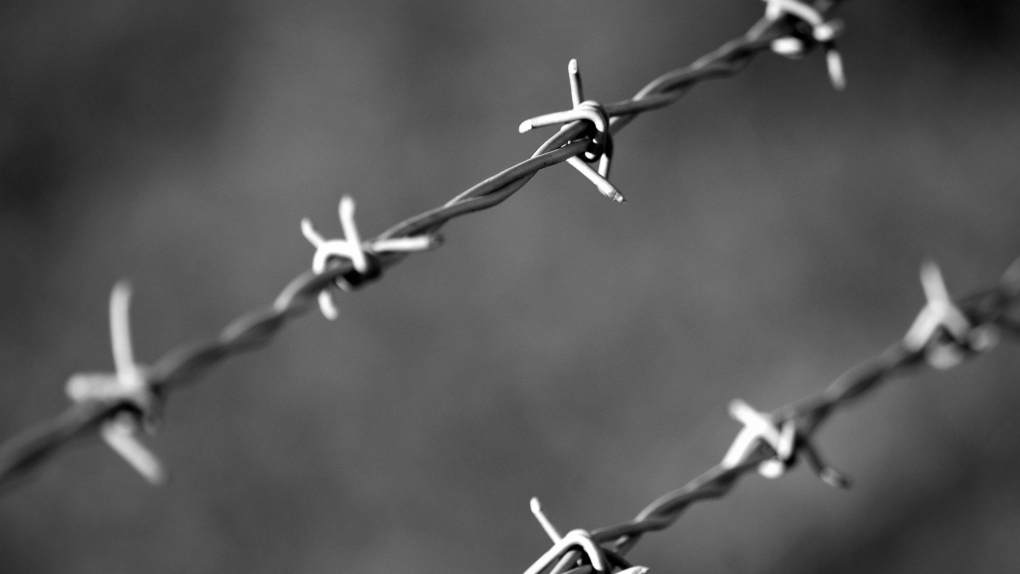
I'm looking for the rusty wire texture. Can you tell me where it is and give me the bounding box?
[9,0,1017,571]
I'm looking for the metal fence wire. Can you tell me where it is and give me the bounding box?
[2,1,1020,573]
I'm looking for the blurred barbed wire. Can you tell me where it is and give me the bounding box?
[10,1,1017,572]
[515,258,1020,574]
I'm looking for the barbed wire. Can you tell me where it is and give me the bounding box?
[0,0,848,489]
[513,259,1020,574]
[4,0,1019,572]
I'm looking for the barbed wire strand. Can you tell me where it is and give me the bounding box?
[516,259,1020,574]
[4,1,1019,572]
[0,0,847,488]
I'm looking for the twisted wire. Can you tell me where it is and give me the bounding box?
[0,3,839,487]
[5,2,1018,572]
[524,262,1020,574]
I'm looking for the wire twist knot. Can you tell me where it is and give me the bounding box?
[762,0,846,90]
[302,196,440,319]
[722,399,848,488]
[64,281,165,484]
[523,528,607,574]
[528,498,648,574]
[903,260,999,369]
[520,59,623,203]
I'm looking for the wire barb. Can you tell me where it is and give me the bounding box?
[531,497,581,574]
[302,196,439,319]
[722,399,796,478]
[0,4,886,562]
[524,528,609,574]
[64,281,165,484]
[721,398,847,487]
[2,4,1019,573]
[520,59,623,203]
[529,497,650,574]
[531,497,564,542]
[762,0,846,90]
[903,260,999,369]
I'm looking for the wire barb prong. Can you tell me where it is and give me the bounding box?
[723,399,795,478]
[721,398,846,487]
[568,58,583,108]
[523,529,608,574]
[531,497,563,542]
[519,59,623,203]
[64,281,165,484]
[303,196,439,319]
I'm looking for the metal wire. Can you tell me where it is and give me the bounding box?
[562,261,1020,574]
[0,2,841,488]
[513,259,1020,574]
[5,0,1020,571]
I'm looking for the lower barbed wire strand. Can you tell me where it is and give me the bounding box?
[533,279,1018,569]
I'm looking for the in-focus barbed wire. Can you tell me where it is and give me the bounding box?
[0,0,850,488]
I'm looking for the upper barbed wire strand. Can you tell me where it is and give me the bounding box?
[0,1,836,496]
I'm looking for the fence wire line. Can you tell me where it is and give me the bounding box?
[0,0,846,488]
[4,1,1019,571]
[517,259,1020,574]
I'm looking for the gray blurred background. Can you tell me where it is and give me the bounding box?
[2,1,1020,572]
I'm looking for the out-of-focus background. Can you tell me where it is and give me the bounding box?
[2,1,1020,572]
